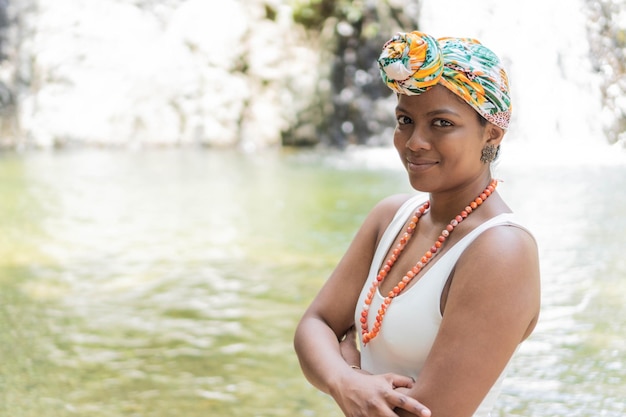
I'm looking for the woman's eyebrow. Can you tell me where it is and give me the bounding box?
[394,106,462,117]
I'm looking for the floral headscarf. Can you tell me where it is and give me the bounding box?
[378,31,512,129]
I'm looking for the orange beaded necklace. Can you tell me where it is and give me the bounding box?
[360,179,498,345]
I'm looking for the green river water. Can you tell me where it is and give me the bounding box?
[0,148,624,417]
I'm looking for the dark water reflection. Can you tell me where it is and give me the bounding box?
[0,148,624,416]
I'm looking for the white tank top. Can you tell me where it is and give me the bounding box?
[355,195,521,417]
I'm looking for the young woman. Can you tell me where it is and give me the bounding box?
[294,31,540,417]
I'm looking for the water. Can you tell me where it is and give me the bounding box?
[0,148,625,417]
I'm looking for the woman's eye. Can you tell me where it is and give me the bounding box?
[433,119,453,127]
[397,115,412,125]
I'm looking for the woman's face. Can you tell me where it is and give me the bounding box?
[393,85,501,193]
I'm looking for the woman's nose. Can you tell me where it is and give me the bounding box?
[406,127,431,151]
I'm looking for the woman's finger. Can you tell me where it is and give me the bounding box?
[389,391,431,417]
[384,373,415,389]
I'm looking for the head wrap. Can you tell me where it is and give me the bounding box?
[378,31,512,129]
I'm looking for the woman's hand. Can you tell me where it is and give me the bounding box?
[329,370,431,417]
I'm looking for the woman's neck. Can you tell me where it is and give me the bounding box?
[426,176,495,225]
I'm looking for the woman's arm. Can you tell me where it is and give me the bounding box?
[339,325,361,368]
[294,195,431,417]
[398,225,540,417]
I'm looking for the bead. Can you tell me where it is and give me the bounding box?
[361,181,498,345]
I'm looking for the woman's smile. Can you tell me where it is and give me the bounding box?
[406,157,438,172]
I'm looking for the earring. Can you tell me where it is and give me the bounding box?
[480,144,498,163]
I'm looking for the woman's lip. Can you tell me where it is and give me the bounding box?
[407,159,438,172]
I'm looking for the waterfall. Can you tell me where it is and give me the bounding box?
[418,0,625,165]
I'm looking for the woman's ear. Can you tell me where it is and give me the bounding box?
[485,124,505,147]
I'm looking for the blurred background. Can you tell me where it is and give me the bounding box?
[0,0,624,416]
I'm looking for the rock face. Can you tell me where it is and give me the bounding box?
[0,0,322,148]
[585,0,626,147]
[0,0,420,149]
[283,0,421,148]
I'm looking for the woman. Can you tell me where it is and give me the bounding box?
[294,31,540,417]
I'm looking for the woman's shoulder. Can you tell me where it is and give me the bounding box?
[362,193,425,242]
[370,193,425,220]
[464,213,538,261]
[459,217,540,293]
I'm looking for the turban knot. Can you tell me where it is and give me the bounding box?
[378,32,443,95]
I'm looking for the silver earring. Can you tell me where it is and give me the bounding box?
[480,144,498,163]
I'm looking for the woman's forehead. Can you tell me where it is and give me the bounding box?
[396,85,475,114]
